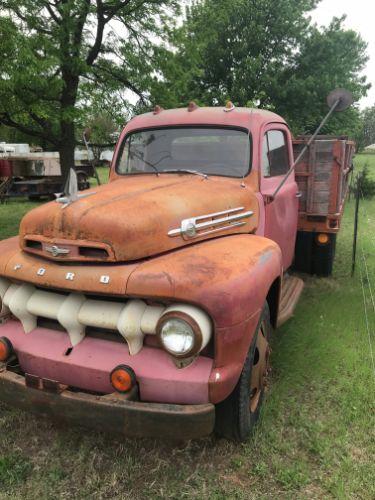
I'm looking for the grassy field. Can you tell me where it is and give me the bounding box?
[0,158,374,499]
[0,167,109,240]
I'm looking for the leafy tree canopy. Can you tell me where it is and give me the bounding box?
[0,0,179,178]
[150,0,370,137]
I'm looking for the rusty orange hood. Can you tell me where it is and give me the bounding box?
[19,175,259,262]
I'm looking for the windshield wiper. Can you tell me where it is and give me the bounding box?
[162,169,208,179]
[129,150,160,175]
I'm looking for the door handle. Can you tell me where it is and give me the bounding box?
[295,192,302,198]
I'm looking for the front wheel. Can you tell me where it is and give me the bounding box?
[215,303,271,441]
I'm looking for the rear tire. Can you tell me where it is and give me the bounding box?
[76,172,90,191]
[215,303,271,441]
[293,230,336,277]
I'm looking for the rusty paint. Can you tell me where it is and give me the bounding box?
[126,234,282,402]
[21,235,115,263]
[0,369,215,439]
[17,107,288,265]
[2,251,135,296]
[0,106,290,413]
[293,137,354,234]
[19,176,260,262]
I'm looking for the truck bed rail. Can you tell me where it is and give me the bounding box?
[293,135,355,233]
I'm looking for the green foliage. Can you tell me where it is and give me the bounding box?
[275,16,369,135]
[358,164,375,199]
[80,112,119,160]
[150,1,369,138]
[356,105,375,151]
[0,0,179,175]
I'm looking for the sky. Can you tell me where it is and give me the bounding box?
[311,0,375,109]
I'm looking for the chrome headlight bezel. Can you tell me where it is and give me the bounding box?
[156,311,203,359]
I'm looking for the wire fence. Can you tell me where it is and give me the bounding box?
[355,178,375,383]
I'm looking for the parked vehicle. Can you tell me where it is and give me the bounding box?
[0,146,98,201]
[0,92,354,441]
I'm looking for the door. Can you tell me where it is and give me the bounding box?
[261,127,299,270]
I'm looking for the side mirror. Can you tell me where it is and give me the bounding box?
[327,88,353,112]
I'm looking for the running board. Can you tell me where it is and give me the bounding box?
[277,275,304,327]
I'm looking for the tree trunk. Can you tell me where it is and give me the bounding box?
[59,120,76,188]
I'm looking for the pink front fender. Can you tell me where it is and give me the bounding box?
[127,234,283,403]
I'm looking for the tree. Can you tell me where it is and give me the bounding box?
[0,0,178,181]
[274,17,369,135]
[356,106,375,151]
[81,112,119,161]
[150,1,369,137]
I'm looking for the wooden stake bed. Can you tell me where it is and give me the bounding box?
[293,136,355,233]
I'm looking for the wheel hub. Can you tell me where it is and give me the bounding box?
[250,322,270,413]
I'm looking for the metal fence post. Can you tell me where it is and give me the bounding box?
[351,173,361,276]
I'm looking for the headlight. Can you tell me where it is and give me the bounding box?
[156,305,212,359]
[159,317,196,356]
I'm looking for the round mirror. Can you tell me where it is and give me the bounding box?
[327,88,353,112]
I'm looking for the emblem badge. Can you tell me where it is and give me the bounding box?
[45,245,70,258]
[37,268,46,276]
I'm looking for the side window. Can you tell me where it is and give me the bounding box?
[262,130,289,177]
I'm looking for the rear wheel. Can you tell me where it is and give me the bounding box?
[294,230,337,276]
[76,171,90,191]
[215,303,271,441]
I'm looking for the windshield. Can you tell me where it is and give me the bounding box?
[116,127,251,178]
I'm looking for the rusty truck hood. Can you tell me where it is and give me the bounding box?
[19,175,259,262]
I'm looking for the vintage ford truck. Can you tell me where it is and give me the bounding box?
[0,99,354,441]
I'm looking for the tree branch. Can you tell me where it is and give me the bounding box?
[92,63,146,103]
[44,1,61,23]
[86,0,138,66]
[0,113,59,145]
[116,0,164,19]
[11,5,53,35]
[86,1,106,66]
[73,0,91,54]
[103,0,132,22]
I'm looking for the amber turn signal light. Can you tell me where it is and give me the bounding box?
[0,337,13,362]
[316,233,329,245]
[110,365,136,393]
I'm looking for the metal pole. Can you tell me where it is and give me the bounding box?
[348,168,354,202]
[271,98,341,200]
[83,133,101,186]
[351,173,360,277]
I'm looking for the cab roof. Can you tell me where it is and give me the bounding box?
[126,106,286,133]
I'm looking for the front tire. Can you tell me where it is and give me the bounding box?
[215,303,271,441]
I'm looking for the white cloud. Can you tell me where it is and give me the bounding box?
[311,0,374,108]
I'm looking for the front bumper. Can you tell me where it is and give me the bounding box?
[0,320,213,405]
[0,368,215,440]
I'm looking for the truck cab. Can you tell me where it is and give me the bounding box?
[0,103,352,441]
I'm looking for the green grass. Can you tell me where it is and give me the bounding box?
[0,167,109,240]
[0,157,374,499]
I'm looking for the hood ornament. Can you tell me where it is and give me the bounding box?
[55,169,95,208]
